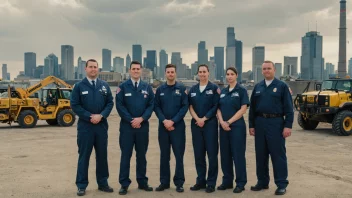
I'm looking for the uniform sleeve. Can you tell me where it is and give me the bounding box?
[204,86,220,119]
[188,86,193,105]
[141,85,155,121]
[100,84,114,119]
[248,86,256,128]
[115,85,133,122]
[154,87,166,122]
[70,83,91,122]
[282,84,294,128]
[171,87,189,123]
[241,87,250,107]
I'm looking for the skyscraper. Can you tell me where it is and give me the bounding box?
[159,50,168,78]
[102,49,112,71]
[348,58,352,76]
[2,64,7,80]
[43,53,58,78]
[126,54,131,72]
[171,52,183,78]
[113,57,124,73]
[338,0,347,77]
[146,50,157,73]
[24,52,36,77]
[61,45,74,80]
[226,27,243,82]
[214,47,224,81]
[274,63,283,79]
[132,44,142,63]
[300,31,324,80]
[283,56,298,76]
[252,46,265,83]
[198,41,208,65]
[209,56,216,81]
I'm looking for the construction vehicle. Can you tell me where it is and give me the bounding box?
[294,78,352,136]
[0,76,76,128]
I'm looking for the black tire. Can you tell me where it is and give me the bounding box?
[332,110,352,136]
[18,110,38,128]
[46,119,58,126]
[57,109,76,127]
[297,113,319,130]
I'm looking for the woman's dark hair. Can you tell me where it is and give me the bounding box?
[197,64,209,72]
[226,67,238,75]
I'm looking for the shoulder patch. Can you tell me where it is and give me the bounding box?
[185,89,188,95]
[116,87,121,94]
[217,88,221,94]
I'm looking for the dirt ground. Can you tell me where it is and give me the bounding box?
[1,110,352,198]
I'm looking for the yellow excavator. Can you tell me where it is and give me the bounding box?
[0,76,76,128]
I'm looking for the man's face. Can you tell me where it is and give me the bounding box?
[129,64,142,79]
[165,67,176,81]
[262,62,276,79]
[85,61,99,78]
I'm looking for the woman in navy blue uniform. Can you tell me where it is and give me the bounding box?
[217,67,249,193]
[188,64,220,193]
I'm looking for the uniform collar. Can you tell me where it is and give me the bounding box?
[225,83,240,93]
[197,81,212,91]
[260,78,278,87]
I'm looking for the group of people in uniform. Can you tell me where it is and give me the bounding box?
[70,59,294,197]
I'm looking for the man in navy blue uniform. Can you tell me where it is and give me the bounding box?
[248,60,293,196]
[116,60,155,195]
[154,64,188,193]
[70,59,114,196]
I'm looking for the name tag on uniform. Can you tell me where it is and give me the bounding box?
[142,90,148,95]
[256,91,260,94]
[231,92,239,97]
[82,91,88,95]
[125,93,132,96]
[220,94,225,98]
[160,93,164,96]
[191,93,196,97]
[206,90,213,95]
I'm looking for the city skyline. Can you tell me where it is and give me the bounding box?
[1,0,352,79]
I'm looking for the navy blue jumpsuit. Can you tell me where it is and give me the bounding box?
[218,83,249,188]
[115,79,154,188]
[248,78,293,189]
[70,77,114,190]
[188,82,219,187]
[154,82,189,187]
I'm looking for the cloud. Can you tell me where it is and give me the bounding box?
[0,0,351,79]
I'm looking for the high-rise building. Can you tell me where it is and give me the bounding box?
[113,57,124,73]
[348,58,352,77]
[2,64,7,80]
[102,49,112,71]
[198,41,208,65]
[24,52,36,77]
[252,46,265,83]
[338,0,347,77]
[171,52,183,78]
[209,56,216,81]
[146,50,157,73]
[159,50,168,78]
[226,27,243,82]
[274,63,283,79]
[300,31,324,80]
[126,54,131,72]
[191,62,198,79]
[132,44,142,63]
[43,54,59,78]
[235,40,243,82]
[326,62,335,75]
[283,56,298,76]
[214,47,224,81]
[61,45,74,80]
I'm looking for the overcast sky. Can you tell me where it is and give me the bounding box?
[1,0,352,79]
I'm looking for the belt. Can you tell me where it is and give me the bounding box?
[256,113,283,118]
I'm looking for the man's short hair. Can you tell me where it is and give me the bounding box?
[165,64,176,72]
[263,60,275,68]
[86,59,98,67]
[130,60,142,69]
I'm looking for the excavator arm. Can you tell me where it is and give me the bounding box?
[16,76,72,98]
